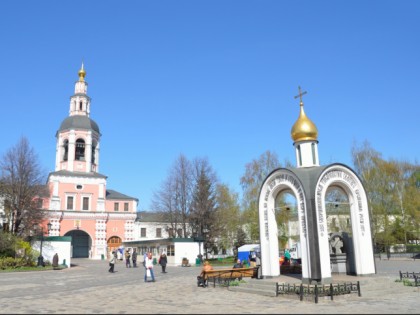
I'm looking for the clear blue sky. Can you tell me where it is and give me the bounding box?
[1,1,419,211]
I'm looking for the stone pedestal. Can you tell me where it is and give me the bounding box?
[330,253,347,274]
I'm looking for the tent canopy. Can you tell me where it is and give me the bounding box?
[238,244,260,252]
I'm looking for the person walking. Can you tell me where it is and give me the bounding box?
[159,252,168,273]
[125,249,131,268]
[144,252,155,282]
[132,248,138,268]
[109,251,116,273]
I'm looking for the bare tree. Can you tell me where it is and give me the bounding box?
[151,173,178,236]
[151,154,193,237]
[173,154,193,237]
[0,137,48,238]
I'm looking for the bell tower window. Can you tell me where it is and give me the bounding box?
[75,139,85,161]
[63,139,69,161]
[91,143,96,164]
[79,101,83,110]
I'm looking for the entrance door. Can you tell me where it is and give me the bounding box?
[107,236,122,257]
[65,230,91,258]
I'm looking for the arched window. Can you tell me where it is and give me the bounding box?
[79,101,83,110]
[311,143,317,164]
[75,139,85,161]
[297,145,302,166]
[63,139,69,161]
[91,142,96,164]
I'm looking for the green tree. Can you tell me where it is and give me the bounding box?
[190,158,218,259]
[240,150,280,242]
[214,183,241,255]
[352,141,420,251]
[233,227,248,259]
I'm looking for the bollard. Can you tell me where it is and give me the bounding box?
[330,283,334,301]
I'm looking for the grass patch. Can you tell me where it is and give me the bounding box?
[395,278,416,286]
[206,257,236,267]
[0,265,67,273]
[0,265,54,273]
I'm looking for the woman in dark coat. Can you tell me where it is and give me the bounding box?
[159,252,168,273]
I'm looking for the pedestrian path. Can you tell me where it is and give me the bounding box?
[0,258,419,314]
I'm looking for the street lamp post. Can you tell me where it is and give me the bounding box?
[37,222,52,267]
[194,235,204,264]
[194,228,209,264]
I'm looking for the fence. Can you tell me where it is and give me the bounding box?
[276,281,361,303]
[399,271,420,286]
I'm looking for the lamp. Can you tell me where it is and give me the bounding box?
[37,223,52,267]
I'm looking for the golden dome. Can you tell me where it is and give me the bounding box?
[291,100,318,142]
[78,63,86,81]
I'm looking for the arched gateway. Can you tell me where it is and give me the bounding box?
[65,229,92,258]
[258,87,376,284]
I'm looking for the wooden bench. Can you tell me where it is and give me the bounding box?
[198,267,259,287]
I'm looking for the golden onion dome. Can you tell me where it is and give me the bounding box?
[78,63,86,81]
[291,100,318,142]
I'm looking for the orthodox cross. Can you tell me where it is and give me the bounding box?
[294,86,307,103]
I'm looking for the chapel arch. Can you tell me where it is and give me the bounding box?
[274,190,299,255]
[315,165,376,277]
[259,169,310,279]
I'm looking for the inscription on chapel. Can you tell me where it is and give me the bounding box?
[316,170,365,237]
[262,173,307,240]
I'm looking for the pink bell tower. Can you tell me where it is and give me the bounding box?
[55,63,100,174]
[46,64,138,259]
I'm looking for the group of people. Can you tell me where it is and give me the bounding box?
[124,248,138,268]
[108,249,168,282]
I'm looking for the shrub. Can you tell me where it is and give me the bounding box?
[0,232,37,267]
[0,257,28,270]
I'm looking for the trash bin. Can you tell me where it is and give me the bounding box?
[101,254,104,260]
[195,258,201,266]
[153,258,157,265]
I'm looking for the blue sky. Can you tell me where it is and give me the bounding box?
[1,1,419,211]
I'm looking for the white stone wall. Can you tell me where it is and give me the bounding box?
[32,239,72,268]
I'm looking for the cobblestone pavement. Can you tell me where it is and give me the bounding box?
[0,258,419,314]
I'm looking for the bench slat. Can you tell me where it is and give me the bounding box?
[200,267,258,280]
